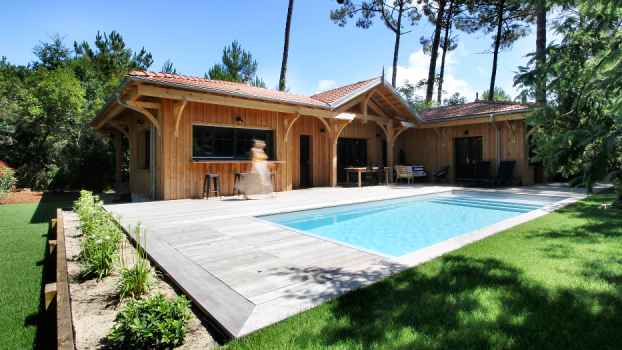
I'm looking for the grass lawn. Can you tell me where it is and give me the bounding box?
[0,201,73,350]
[227,188,622,349]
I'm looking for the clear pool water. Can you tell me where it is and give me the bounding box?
[257,191,562,258]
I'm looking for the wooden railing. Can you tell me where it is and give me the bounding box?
[45,208,75,350]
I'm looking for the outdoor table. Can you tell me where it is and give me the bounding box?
[345,167,390,187]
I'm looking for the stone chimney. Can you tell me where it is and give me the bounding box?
[245,75,250,85]
[475,92,479,102]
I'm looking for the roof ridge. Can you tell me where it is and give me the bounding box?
[310,77,378,98]
[128,70,322,100]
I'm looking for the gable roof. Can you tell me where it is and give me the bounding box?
[416,100,533,122]
[128,71,330,108]
[310,78,378,105]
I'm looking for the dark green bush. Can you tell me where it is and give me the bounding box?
[109,292,192,349]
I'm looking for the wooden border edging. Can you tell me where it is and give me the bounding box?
[45,208,75,350]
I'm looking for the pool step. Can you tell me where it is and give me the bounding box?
[446,197,543,210]
[431,198,541,213]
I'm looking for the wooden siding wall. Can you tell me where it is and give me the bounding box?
[339,120,388,166]
[159,100,287,200]
[394,120,533,184]
[126,110,158,197]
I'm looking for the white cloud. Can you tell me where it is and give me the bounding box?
[477,66,487,77]
[315,79,337,94]
[390,46,477,103]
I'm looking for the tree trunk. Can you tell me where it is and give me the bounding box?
[535,3,546,103]
[279,0,295,91]
[426,0,447,102]
[391,3,404,88]
[489,0,505,101]
[437,1,454,104]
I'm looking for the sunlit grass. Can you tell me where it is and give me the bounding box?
[226,189,622,349]
[0,201,73,349]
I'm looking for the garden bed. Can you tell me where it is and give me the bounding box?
[62,210,220,349]
[1,191,81,205]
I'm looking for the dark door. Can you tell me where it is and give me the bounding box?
[454,137,483,178]
[300,135,311,188]
[337,138,367,182]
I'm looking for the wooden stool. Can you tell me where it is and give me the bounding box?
[269,172,277,193]
[233,173,248,197]
[202,174,221,199]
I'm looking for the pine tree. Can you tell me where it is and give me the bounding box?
[331,0,421,87]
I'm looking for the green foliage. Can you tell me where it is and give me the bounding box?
[116,223,158,299]
[74,190,124,279]
[398,79,442,110]
[161,59,178,74]
[0,160,17,199]
[206,40,266,87]
[109,292,192,349]
[443,92,467,105]
[1,31,148,191]
[514,1,622,203]
[331,0,421,86]
[32,33,72,70]
[482,87,512,101]
[458,0,534,54]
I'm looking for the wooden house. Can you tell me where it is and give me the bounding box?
[91,71,536,201]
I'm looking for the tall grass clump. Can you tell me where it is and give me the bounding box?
[116,223,158,299]
[73,190,123,279]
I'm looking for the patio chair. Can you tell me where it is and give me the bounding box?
[457,161,491,186]
[363,163,374,186]
[433,165,450,184]
[479,161,518,187]
[376,161,386,185]
[412,165,427,182]
[396,166,414,184]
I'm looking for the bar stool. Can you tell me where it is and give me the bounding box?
[202,174,221,199]
[269,172,277,193]
[233,173,248,197]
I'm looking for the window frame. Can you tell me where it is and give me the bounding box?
[192,124,274,160]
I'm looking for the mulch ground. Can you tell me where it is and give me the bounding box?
[0,191,81,205]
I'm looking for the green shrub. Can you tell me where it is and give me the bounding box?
[73,190,123,279]
[0,160,17,200]
[116,223,158,299]
[109,292,192,349]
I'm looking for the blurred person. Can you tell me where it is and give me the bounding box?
[235,140,274,199]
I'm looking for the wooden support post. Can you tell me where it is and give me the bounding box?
[114,131,123,182]
[173,98,187,137]
[48,240,57,254]
[386,120,394,182]
[284,113,300,142]
[44,283,57,311]
[329,118,338,187]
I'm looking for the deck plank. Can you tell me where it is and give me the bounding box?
[102,184,586,338]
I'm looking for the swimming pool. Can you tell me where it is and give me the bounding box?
[256,191,563,258]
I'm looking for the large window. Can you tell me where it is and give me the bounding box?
[192,125,274,160]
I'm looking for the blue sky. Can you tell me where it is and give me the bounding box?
[0,0,545,102]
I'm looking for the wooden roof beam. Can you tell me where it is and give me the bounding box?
[377,89,406,119]
[138,84,333,119]
[94,86,140,129]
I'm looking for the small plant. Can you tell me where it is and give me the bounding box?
[109,292,192,349]
[0,160,17,200]
[74,190,124,279]
[116,223,158,299]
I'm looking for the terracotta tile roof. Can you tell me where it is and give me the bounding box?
[310,78,378,105]
[417,100,533,121]
[128,71,330,107]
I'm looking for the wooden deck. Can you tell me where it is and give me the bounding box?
[104,183,596,338]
